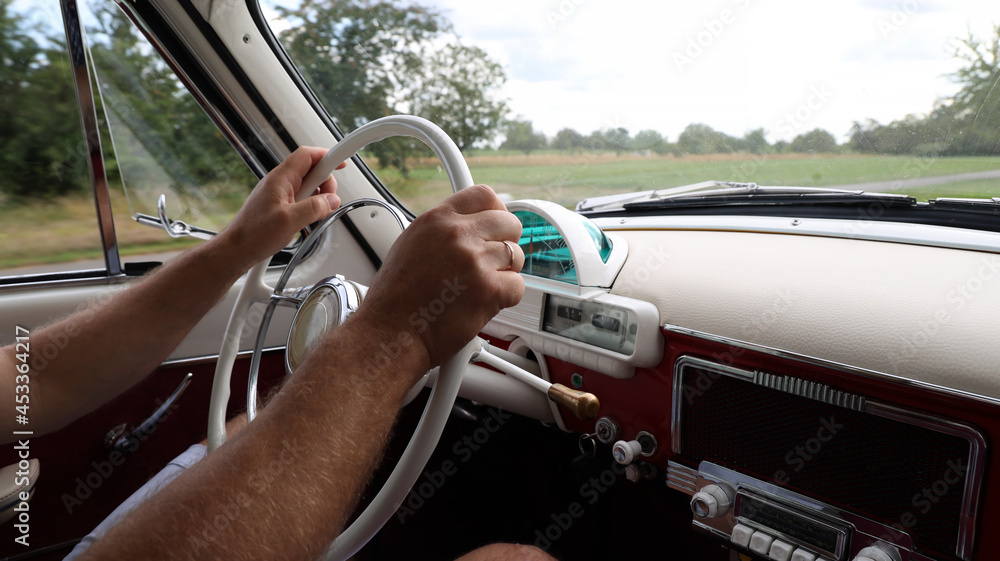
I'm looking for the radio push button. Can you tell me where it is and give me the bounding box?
[790,550,817,561]
[768,540,795,561]
[749,531,775,555]
[731,523,754,547]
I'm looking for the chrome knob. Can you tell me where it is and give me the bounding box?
[853,543,902,561]
[612,439,643,464]
[690,483,735,519]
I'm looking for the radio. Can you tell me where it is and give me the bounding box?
[666,356,985,561]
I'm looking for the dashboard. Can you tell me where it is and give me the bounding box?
[482,200,1000,561]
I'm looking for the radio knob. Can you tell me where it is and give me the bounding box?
[689,482,735,519]
[853,543,902,561]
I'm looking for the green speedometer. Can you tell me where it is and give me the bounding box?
[509,200,621,288]
[513,210,578,284]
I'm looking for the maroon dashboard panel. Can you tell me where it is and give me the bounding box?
[0,353,286,559]
[545,327,1000,560]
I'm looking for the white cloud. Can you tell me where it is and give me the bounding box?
[425,0,999,142]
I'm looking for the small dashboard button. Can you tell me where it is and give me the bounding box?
[731,523,754,547]
[749,531,775,555]
[790,549,817,561]
[768,540,794,561]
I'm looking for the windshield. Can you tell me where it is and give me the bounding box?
[260,1,1000,216]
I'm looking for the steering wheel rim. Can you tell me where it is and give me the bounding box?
[206,115,475,561]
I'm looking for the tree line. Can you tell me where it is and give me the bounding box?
[499,120,839,157]
[2,0,999,201]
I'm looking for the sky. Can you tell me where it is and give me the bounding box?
[419,0,998,143]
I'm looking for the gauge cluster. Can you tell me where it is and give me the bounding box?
[543,293,636,356]
[484,200,662,378]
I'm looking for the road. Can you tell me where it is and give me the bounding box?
[823,168,1000,193]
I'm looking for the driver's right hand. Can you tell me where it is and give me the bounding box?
[350,184,525,378]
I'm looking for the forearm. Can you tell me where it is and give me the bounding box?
[1,234,252,438]
[78,315,423,561]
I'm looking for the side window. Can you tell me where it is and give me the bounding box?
[0,1,104,277]
[83,1,258,255]
[0,0,259,282]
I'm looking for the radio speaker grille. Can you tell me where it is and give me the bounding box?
[678,362,970,558]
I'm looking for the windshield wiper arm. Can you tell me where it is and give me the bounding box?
[576,181,914,212]
[929,197,1000,216]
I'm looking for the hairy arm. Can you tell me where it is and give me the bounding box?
[0,148,341,440]
[76,185,526,561]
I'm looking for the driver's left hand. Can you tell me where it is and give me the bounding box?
[219,146,344,269]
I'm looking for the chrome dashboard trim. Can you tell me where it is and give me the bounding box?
[665,461,698,494]
[753,371,866,412]
[664,324,1000,408]
[670,355,752,454]
[864,401,985,560]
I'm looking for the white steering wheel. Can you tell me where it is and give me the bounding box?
[207,115,476,561]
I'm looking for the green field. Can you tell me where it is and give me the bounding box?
[3,153,1000,271]
[383,152,1000,212]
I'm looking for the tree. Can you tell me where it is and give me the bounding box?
[944,24,1000,155]
[790,128,838,153]
[740,128,771,155]
[277,0,444,174]
[501,118,546,155]
[552,128,584,152]
[0,0,89,198]
[846,26,1000,157]
[409,43,507,152]
[600,127,631,156]
[87,3,251,193]
[677,123,737,154]
[277,0,507,173]
[632,129,665,153]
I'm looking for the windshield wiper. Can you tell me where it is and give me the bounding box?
[576,181,915,212]
[929,197,1000,216]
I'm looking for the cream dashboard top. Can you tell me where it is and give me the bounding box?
[603,221,1000,401]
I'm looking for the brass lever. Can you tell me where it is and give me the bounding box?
[547,383,601,421]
